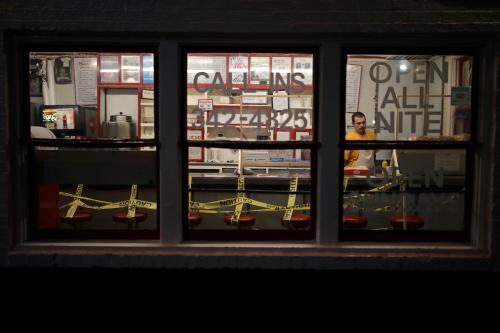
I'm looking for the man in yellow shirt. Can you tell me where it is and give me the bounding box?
[345,112,377,173]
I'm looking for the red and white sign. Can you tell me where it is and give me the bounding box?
[198,99,213,111]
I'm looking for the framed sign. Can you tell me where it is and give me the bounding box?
[229,55,248,84]
[99,55,119,83]
[187,55,227,84]
[272,56,291,76]
[293,56,313,85]
[142,54,154,84]
[250,56,270,84]
[121,55,140,83]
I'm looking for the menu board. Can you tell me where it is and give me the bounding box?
[74,57,97,105]
[187,55,227,84]
[346,64,362,114]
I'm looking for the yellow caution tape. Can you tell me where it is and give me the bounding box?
[65,184,84,219]
[126,184,138,219]
[230,175,245,225]
[283,176,298,222]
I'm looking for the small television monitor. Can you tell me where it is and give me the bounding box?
[37,105,97,138]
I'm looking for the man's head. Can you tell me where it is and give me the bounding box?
[351,112,366,135]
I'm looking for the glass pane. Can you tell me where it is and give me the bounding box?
[346,54,472,141]
[34,147,157,231]
[188,149,312,231]
[29,52,155,140]
[342,149,466,232]
[187,53,314,142]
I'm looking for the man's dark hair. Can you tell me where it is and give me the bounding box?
[351,111,366,123]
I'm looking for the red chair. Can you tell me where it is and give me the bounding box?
[188,213,202,227]
[389,214,424,230]
[280,213,311,229]
[343,215,368,229]
[60,211,93,224]
[224,213,256,226]
[112,211,148,223]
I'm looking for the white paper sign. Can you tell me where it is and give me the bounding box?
[346,64,362,114]
[198,99,213,111]
[74,57,97,105]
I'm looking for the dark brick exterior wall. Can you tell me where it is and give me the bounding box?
[1,0,500,270]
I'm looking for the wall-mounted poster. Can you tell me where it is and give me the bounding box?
[75,57,97,105]
[99,55,119,83]
[229,55,248,84]
[187,55,227,84]
[293,56,313,85]
[250,56,270,84]
[121,55,140,83]
[142,54,154,84]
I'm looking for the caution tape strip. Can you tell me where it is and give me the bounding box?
[65,184,84,219]
[127,184,138,219]
[283,176,298,223]
[230,175,245,224]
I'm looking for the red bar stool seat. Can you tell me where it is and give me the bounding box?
[389,214,424,230]
[343,215,368,229]
[60,211,93,224]
[224,213,256,226]
[280,213,311,229]
[112,211,148,223]
[188,212,202,227]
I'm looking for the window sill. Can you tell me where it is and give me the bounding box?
[9,240,489,259]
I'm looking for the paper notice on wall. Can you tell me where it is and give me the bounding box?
[272,91,288,110]
[346,64,362,114]
[74,57,97,105]
[434,153,460,171]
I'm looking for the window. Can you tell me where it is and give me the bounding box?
[28,50,158,239]
[341,51,476,242]
[185,51,317,240]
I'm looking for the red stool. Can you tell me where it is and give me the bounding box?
[188,213,202,227]
[224,213,256,226]
[281,213,311,229]
[389,214,424,230]
[112,211,148,223]
[343,215,368,229]
[60,211,93,224]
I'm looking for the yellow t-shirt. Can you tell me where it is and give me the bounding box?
[344,129,377,167]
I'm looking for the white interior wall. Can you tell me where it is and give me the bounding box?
[105,88,139,136]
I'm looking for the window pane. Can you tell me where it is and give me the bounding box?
[342,149,466,232]
[346,54,472,141]
[34,147,157,231]
[29,52,155,140]
[187,53,314,142]
[188,149,311,231]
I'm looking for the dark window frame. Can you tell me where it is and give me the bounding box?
[182,46,320,241]
[339,47,481,242]
[17,41,161,240]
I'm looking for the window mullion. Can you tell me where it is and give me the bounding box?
[159,41,183,244]
[317,42,341,244]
